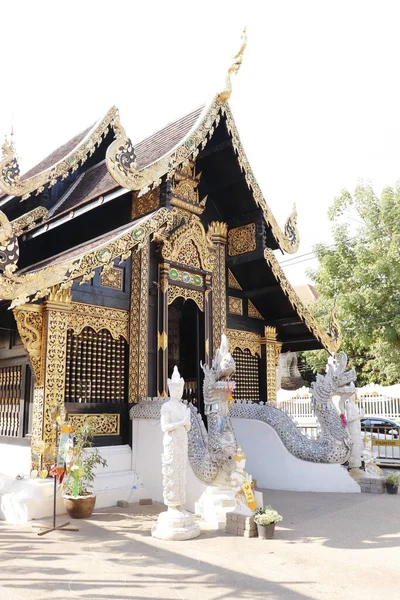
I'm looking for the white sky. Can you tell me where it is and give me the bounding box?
[2,0,400,285]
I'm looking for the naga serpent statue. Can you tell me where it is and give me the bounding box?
[230,350,355,464]
[131,342,355,486]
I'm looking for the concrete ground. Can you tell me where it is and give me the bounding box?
[0,489,399,600]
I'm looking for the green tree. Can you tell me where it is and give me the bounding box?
[302,181,400,385]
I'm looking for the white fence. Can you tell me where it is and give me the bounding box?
[276,384,400,425]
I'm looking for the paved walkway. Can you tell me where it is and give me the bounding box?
[0,489,399,600]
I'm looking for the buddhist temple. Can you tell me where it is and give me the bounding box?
[0,33,340,477]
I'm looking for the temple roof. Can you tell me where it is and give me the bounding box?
[0,95,339,352]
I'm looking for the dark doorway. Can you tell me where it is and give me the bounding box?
[168,298,205,414]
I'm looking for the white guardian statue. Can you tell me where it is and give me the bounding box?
[151,366,200,540]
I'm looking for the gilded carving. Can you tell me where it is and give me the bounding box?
[106,114,172,196]
[138,241,149,398]
[0,107,119,200]
[210,224,228,354]
[42,302,71,461]
[128,241,149,402]
[171,160,207,215]
[129,249,141,402]
[13,304,44,384]
[68,302,129,341]
[208,221,228,244]
[0,211,19,275]
[100,267,123,290]
[132,188,160,219]
[264,248,340,352]
[68,413,120,436]
[228,223,256,256]
[228,296,243,315]
[168,284,204,312]
[162,214,215,272]
[30,385,44,470]
[248,300,263,320]
[227,269,242,290]
[158,331,168,351]
[11,206,49,236]
[263,326,283,403]
[227,328,261,357]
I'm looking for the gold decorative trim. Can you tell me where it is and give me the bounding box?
[106,115,172,196]
[171,160,207,215]
[13,304,44,384]
[228,296,243,315]
[158,331,168,351]
[42,301,71,462]
[262,326,282,402]
[227,328,261,357]
[264,248,340,352]
[162,214,215,272]
[30,385,44,470]
[132,188,160,219]
[69,413,120,436]
[248,300,263,320]
[0,207,172,308]
[0,107,119,200]
[138,241,150,398]
[208,221,228,244]
[211,231,227,354]
[100,266,123,290]
[68,302,129,341]
[128,241,150,402]
[228,223,256,256]
[264,325,278,341]
[11,207,49,236]
[228,269,242,290]
[168,284,204,312]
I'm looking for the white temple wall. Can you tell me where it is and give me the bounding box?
[0,442,31,478]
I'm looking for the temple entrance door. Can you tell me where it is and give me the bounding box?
[168,298,205,414]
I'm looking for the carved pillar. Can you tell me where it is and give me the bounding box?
[208,222,228,355]
[41,286,73,467]
[13,304,45,471]
[157,262,169,396]
[129,239,150,402]
[204,273,212,366]
[262,326,283,403]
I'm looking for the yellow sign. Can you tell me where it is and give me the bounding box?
[372,439,400,447]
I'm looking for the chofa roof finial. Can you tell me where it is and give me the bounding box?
[218,27,247,103]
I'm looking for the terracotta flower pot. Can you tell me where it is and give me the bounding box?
[256,522,276,539]
[64,495,96,518]
[386,484,398,495]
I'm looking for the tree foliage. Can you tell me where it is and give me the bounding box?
[302,181,400,385]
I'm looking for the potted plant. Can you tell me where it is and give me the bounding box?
[254,505,283,539]
[62,416,108,518]
[383,472,400,495]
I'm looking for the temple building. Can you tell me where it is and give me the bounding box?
[0,45,340,475]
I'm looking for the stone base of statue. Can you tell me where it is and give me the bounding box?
[195,486,237,529]
[151,507,201,541]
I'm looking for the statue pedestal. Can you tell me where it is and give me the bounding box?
[195,485,236,529]
[152,507,201,541]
